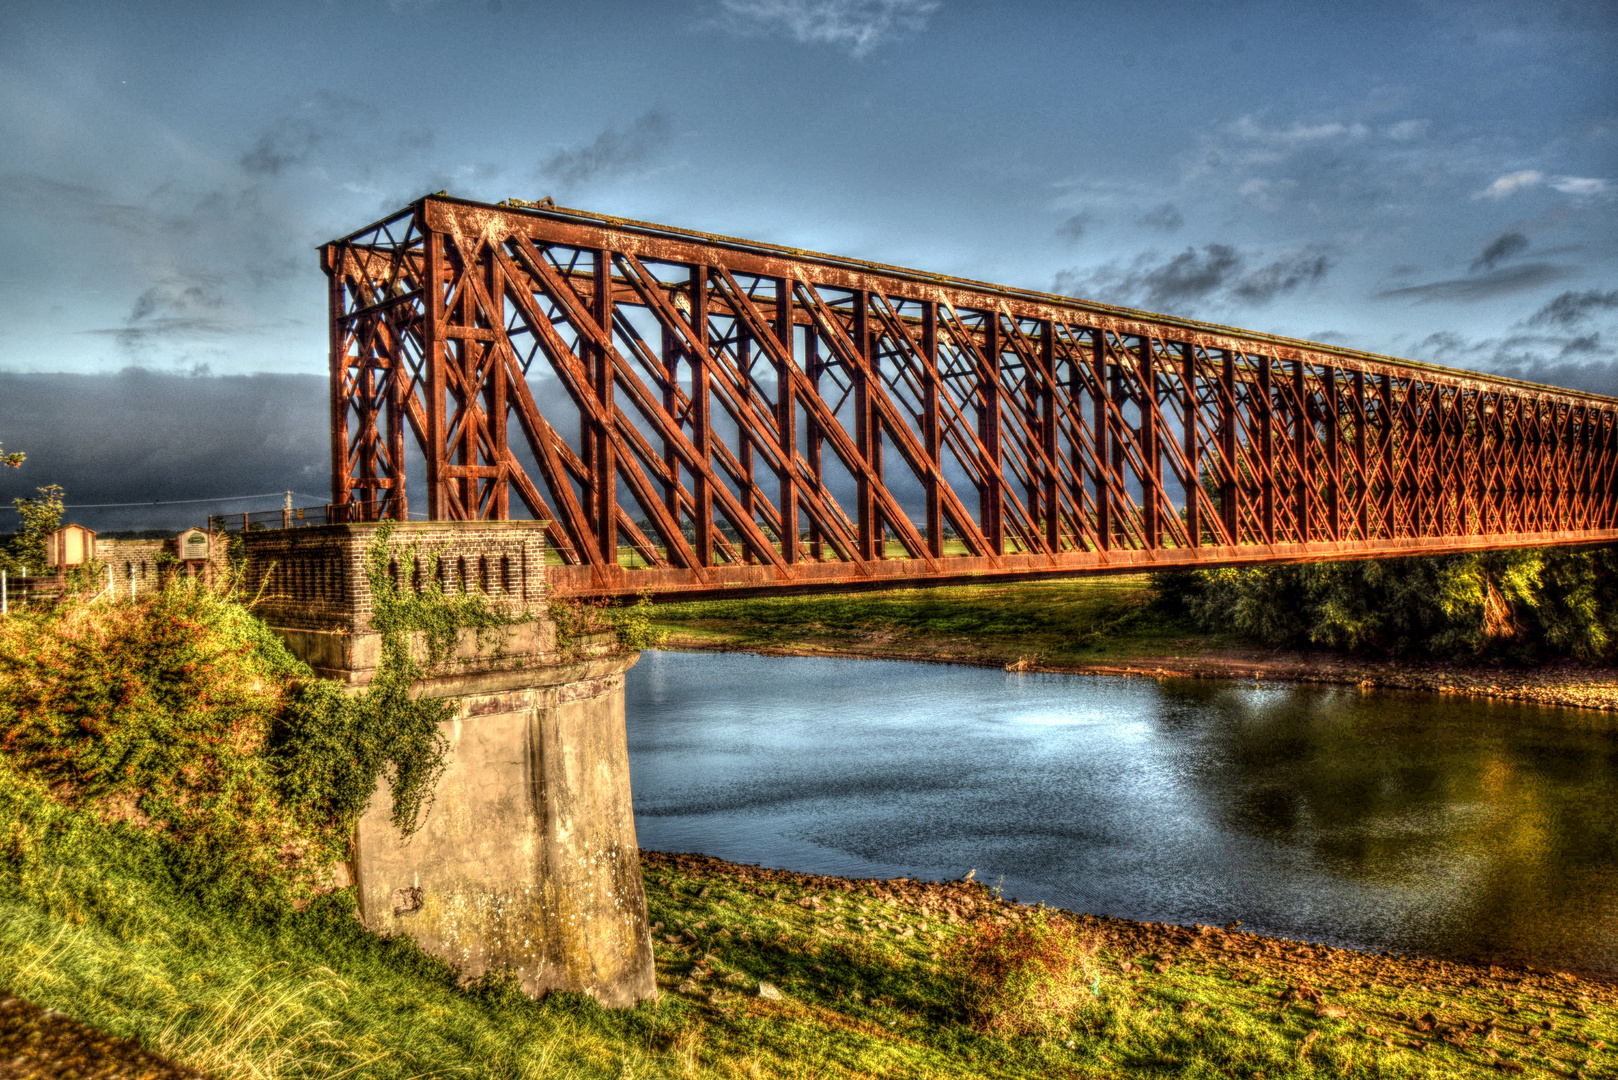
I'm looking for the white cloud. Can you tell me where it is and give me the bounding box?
[1227,117,1369,145]
[1385,119,1428,141]
[1549,176,1609,196]
[1473,169,1544,199]
[715,0,939,57]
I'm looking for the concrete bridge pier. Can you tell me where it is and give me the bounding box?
[244,521,656,1007]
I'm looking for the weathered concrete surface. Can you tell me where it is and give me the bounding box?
[246,522,656,1007]
[351,647,655,1007]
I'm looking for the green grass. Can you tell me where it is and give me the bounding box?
[5,765,1613,1080]
[651,575,1224,667]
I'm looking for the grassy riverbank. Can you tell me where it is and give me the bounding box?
[3,789,1615,1080]
[649,576,1618,711]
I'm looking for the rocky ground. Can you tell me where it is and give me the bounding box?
[0,994,203,1080]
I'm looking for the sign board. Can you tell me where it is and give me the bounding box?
[45,524,97,568]
[177,528,211,562]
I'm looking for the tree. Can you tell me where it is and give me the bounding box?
[6,485,65,575]
[0,441,22,469]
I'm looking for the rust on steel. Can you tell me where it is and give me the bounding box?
[322,194,1618,598]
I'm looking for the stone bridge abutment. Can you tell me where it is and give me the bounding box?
[243,520,656,1007]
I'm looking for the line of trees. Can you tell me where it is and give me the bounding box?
[1154,545,1618,663]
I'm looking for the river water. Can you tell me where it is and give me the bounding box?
[624,650,1618,976]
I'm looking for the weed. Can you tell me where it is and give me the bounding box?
[945,911,1100,1036]
[610,591,669,652]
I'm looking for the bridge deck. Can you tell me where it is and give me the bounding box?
[324,195,1618,598]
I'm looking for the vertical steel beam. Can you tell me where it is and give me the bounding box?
[1139,337,1160,549]
[1325,367,1340,541]
[1041,321,1059,553]
[1259,355,1275,544]
[1379,374,1395,537]
[1182,342,1200,546]
[923,302,943,558]
[592,250,616,560]
[806,331,824,561]
[776,281,797,564]
[328,250,350,510]
[424,224,448,523]
[486,254,507,522]
[1093,334,1111,550]
[1219,350,1238,542]
[1352,371,1367,539]
[738,328,755,562]
[690,265,713,566]
[1292,358,1310,542]
[661,325,681,525]
[852,290,875,560]
[980,316,1004,555]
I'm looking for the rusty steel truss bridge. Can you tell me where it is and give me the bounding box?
[324,194,1618,598]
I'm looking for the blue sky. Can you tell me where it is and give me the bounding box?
[2,0,1614,384]
[1,0,1615,525]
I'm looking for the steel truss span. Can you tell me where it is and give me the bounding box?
[324,195,1618,598]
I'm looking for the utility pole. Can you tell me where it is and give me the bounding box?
[284,489,293,530]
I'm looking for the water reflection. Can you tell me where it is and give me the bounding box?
[625,651,1618,975]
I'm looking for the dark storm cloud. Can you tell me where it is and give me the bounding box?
[1055,243,1334,313]
[1377,263,1567,303]
[1136,202,1184,232]
[240,92,388,177]
[0,93,450,374]
[0,370,328,532]
[539,110,673,188]
[1229,248,1332,303]
[241,116,329,176]
[1055,212,1092,242]
[1526,289,1618,328]
[94,277,243,351]
[1469,230,1529,272]
[1087,243,1242,308]
[1410,326,1618,397]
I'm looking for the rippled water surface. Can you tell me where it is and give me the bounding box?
[625,650,1618,975]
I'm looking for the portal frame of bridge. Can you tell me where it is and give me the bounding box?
[323,195,1618,597]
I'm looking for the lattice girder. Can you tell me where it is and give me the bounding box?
[323,196,1618,596]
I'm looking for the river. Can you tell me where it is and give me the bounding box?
[624,649,1618,977]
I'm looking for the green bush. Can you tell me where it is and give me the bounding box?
[609,591,668,651]
[0,524,515,913]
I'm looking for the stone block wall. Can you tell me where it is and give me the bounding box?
[242,521,548,632]
[94,536,231,596]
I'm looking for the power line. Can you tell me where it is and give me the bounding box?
[61,492,300,508]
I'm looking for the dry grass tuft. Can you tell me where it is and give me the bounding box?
[944,911,1100,1036]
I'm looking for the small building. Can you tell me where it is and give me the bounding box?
[44,524,97,571]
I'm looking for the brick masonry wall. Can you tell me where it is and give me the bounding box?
[95,537,231,598]
[242,521,548,632]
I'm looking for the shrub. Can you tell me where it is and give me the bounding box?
[0,523,512,912]
[548,594,613,654]
[0,583,327,909]
[609,591,668,651]
[944,912,1099,1035]
[4,484,63,574]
